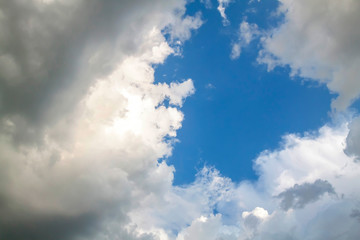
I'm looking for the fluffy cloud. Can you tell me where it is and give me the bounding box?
[241,207,269,238]
[258,0,360,111]
[0,0,201,142]
[127,167,234,239]
[133,121,360,240]
[251,123,360,239]
[0,0,200,239]
[176,214,238,240]
[175,122,360,240]
[129,121,360,240]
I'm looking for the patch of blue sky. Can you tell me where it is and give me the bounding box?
[155,0,334,185]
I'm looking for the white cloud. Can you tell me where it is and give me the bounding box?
[128,121,360,239]
[165,12,203,43]
[258,0,360,111]
[127,167,234,238]
[231,20,260,59]
[155,121,359,240]
[242,207,268,229]
[176,214,238,240]
[217,0,233,25]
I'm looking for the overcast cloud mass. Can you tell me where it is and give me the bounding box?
[0,0,360,239]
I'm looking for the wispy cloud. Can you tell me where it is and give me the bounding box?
[231,20,260,59]
[217,0,233,25]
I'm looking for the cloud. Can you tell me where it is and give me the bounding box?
[258,0,360,111]
[231,20,260,59]
[1,1,360,240]
[127,167,234,238]
[241,207,269,238]
[0,46,193,239]
[350,209,360,222]
[0,0,201,145]
[0,0,199,239]
[217,0,233,25]
[176,214,238,240]
[345,116,360,160]
[170,122,359,240]
[239,1,360,236]
[164,12,203,43]
[276,179,336,211]
[130,122,360,240]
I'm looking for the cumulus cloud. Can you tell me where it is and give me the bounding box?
[258,0,360,111]
[0,46,193,239]
[0,0,200,239]
[236,1,360,237]
[189,123,360,240]
[231,20,260,59]
[0,0,201,143]
[127,121,360,240]
[247,123,360,239]
[142,122,360,240]
[176,214,238,240]
[241,207,269,238]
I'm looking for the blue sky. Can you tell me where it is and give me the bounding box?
[156,0,334,184]
[1,0,360,239]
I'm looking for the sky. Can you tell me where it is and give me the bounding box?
[0,0,360,240]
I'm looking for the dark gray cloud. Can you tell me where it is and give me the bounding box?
[0,211,158,240]
[346,117,360,161]
[0,0,184,147]
[276,179,336,211]
[0,212,99,240]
